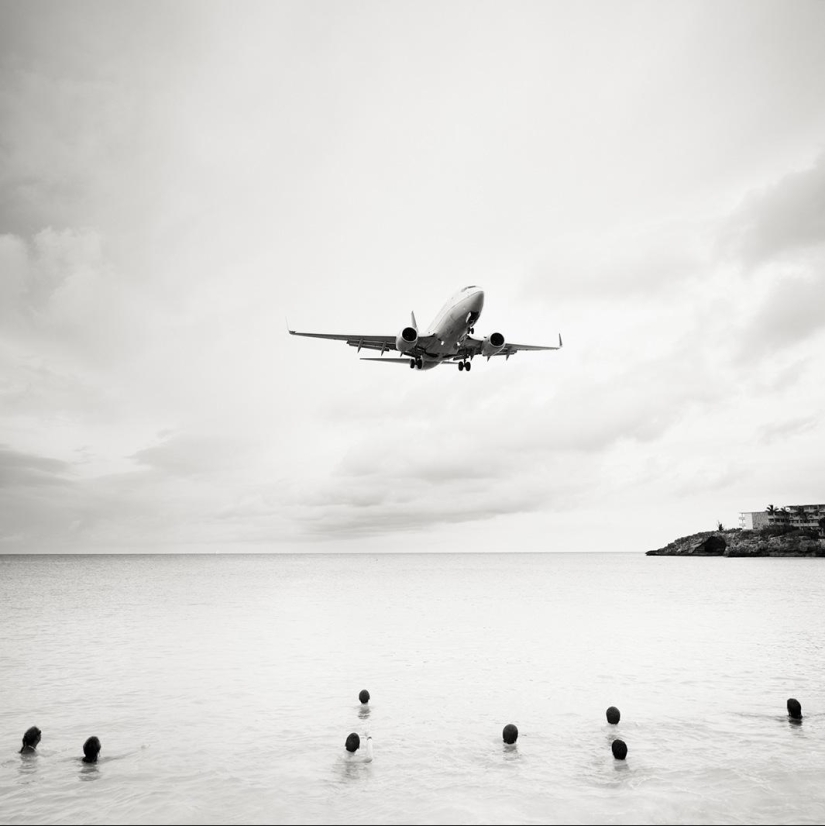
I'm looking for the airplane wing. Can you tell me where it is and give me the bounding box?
[288,329,436,354]
[459,333,563,360]
[358,357,414,363]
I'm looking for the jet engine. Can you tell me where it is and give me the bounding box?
[481,332,505,357]
[396,326,418,353]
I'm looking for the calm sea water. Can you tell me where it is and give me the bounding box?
[1,553,824,825]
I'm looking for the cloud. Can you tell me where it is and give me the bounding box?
[756,416,818,446]
[734,270,825,359]
[530,218,707,301]
[130,433,256,478]
[0,227,161,432]
[0,446,72,488]
[286,471,551,540]
[0,227,103,322]
[0,446,86,548]
[0,226,140,366]
[0,234,28,313]
[0,66,116,235]
[721,151,825,269]
[275,341,727,541]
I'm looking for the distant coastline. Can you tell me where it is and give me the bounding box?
[647,527,825,557]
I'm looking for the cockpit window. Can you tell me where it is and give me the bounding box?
[462,285,478,291]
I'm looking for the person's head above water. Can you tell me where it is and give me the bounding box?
[359,689,370,704]
[82,736,101,763]
[611,739,628,760]
[20,726,41,753]
[787,698,803,720]
[502,724,518,745]
[606,706,621,725]
[345,732,361,753]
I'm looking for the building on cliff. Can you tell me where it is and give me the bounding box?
[739,504,825,532]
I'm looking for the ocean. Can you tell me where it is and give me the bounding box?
[1,552,824,825]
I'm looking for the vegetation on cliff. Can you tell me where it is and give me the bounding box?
[647,526,825,557]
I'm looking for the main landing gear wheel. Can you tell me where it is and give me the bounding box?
[458,360,471,372]
[409,359,416,369]
[458,361,464,371]
[415,357,423,369]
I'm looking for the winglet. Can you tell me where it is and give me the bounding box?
[286,316,294,335]
[411,311,418,330]
[559,333,563,348]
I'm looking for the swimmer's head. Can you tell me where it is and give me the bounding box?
[787,698,802,720]
[606,706,621,725]
[345,732,360,753]
[21,726,41,751]
[359,689,370,704]
[611,739,627,760]
[83,736,101,763]
[502,723,518,745]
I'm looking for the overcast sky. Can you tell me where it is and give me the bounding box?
[1,0,824,554]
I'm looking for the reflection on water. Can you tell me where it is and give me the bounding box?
[17,752,39,784]
[612,759,631,781]
[337,754,373,783]
[502,743,520,762]
[78,762,100,782]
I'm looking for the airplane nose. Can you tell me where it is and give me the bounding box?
[473,290,484,311]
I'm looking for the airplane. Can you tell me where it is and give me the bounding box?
[288,286,562,371]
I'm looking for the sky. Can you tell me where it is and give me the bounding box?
[1,0,824,554]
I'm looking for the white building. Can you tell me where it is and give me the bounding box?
[739,504,825,531]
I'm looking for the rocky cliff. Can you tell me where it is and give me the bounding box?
[646,528,825,557]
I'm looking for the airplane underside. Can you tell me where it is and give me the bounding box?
[408,354,472,371]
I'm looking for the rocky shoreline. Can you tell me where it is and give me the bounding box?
[646,527,825,557]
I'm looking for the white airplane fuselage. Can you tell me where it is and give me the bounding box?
[417,287,484,367]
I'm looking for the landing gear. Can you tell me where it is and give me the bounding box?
[458,361,464,371]
[416,357,423,369]
[410,358,416,369]
[469,327,474,334]
[457,360,471,372]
